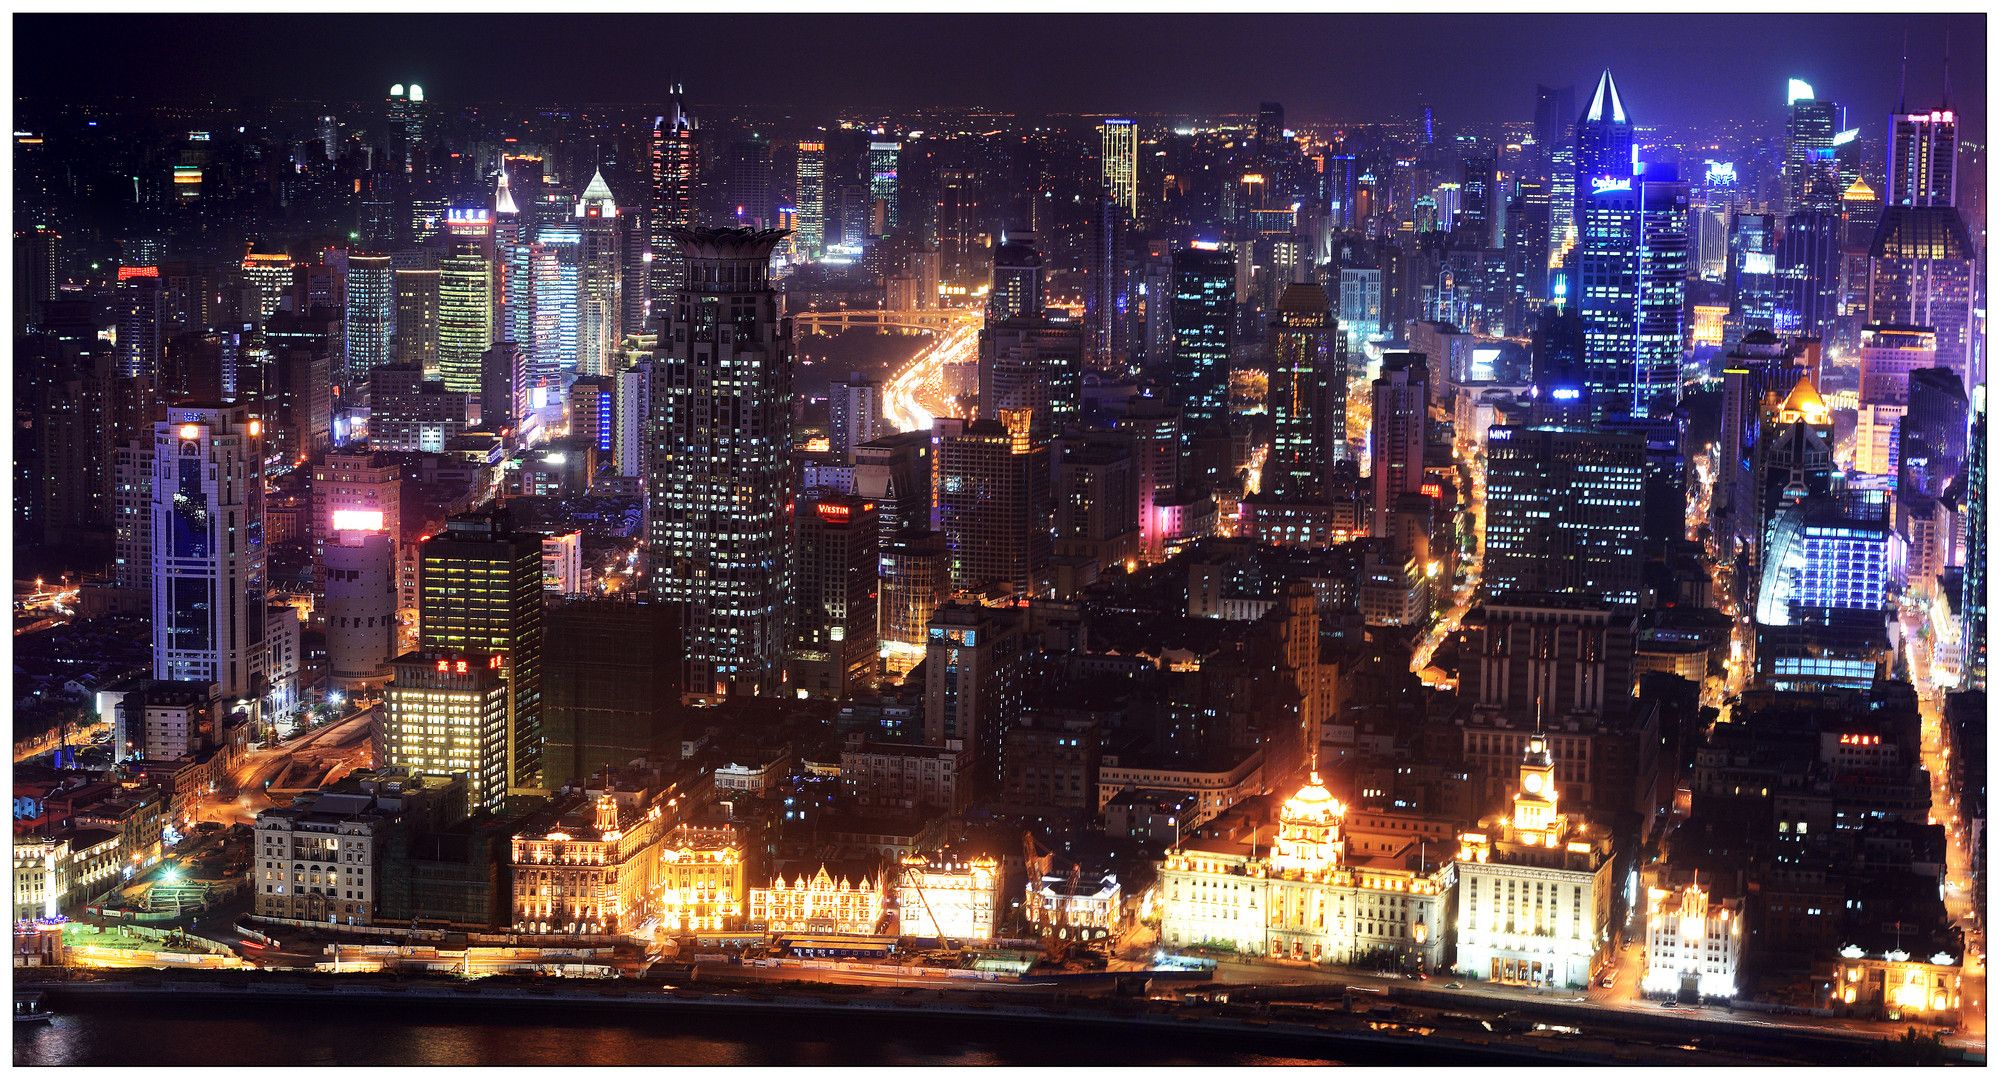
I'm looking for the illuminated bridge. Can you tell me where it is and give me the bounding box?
[790,307,984,335]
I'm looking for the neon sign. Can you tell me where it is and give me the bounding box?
[1591,176,1631,194]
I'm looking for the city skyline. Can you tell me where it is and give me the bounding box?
[15,14,1987,134]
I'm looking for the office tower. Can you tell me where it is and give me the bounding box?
[977,319,1084,443]
[1578,167,1641,419]
[1777,210,1843,338]
[392,268,439,371]
[1484,421,1645,608]
[1533,83,1576,178]
[649,89,699,296]
[567,375,616,457]
[879,530,947,675]
[1868,205,1977,381]
[343,254,393,388]
[1118,394,1181,560]
[15,226,61,326]
[988,231,1044,321]
[1965,393,1986,691]
[437,249,492,393]
[1085,194,1129,370]
[1755,488,1892,626]
[1853,403,1906,477]
[725,138,773,227]
[1634,168,1690,418]
[1725,212,1780,340]
[1369,352,1428,541]
[1714,332,1808,555]
[310,449,403,618]
[116,274,166,379]
[787,493,880,699]
[796,140,826,261]
[385,650,509,811]
[1052,434,1140,571]
[152,402,267,702]
[937,416,1052,596]
[647,228,795,698]
[924,601,1027,796]
[830,371,883,462]
[1695,162,1741,283]
[1858,324,1939,405]
[1573,70,1633,232]
[368,364,466,452]
[1784,81,1842,214]
[1505,179,1553,319]
[531,225,583,386]
[481,342,528,437]
[618,205,650,338]
[1839,178,1883,315]
[854,429,934,540]
[113,439,153,598]
[575,170,623,378]
[419,509,545,793]
[541,597,684,788]
[1255,102,1286,159]
[1338,266,1384,343]
[1460,153,1497,240]
[615,363,650,479]
[868,141,901,235]
[385,83,427,175]
[1904,367,1970,496]
[325,528,397,692]
[1265,283,1348,501]
[1100,118,1138,216]
[1170,244,1235,456]
[1889,105,1958,208]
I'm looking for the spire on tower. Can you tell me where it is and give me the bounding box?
[1584,69,1626,125]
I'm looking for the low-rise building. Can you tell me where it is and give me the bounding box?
[747,861,885,935]
[840,738,969,813]
[896,852,1002,942]
[1818,946,1967,1025]
[1097,746,1265,829]
[510,778,674,936]
[1641,880,1745,1001]
[255,791,389,926]
[658,824,746,934]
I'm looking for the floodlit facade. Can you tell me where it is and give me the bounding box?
[1642,881,1744,1000]
[897,854,1002,941]
[383,651,508,810]
[658,825,746,934]
[748,863,885,934]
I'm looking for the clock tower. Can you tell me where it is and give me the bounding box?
[1512,731,1559,833]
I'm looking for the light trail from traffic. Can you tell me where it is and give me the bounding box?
[883,320,981,433]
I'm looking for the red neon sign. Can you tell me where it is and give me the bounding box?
[817,503,852,523]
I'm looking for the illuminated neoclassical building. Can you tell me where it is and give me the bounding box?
[1158,771,1452,970]
[747,862,885,935]
[657,825,745,934]
[1450,730,1616,988]
[1642,879,1743,1000]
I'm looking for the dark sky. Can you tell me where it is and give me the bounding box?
[14,14,1985,134]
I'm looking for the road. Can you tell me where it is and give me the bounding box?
[193,707,377,827]
[1413,443,1484,684]
[882,320,980,433]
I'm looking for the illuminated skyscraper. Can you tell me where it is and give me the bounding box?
[1169,244,1235,457]
[574,170,623,378]
[647,228,795,698]
[344,254,394,387]
[1577,172,1640,419]
[152,402,267,702]
[1889,106,1958,208]
[1634,170,1690,418]
[385,83,427,176]
[868,141,901,236]
[392,268,439,370]
[531,226,582,387]
[1784,80,1843,215]
[1265,283,1348,501]
[1965,390,1986,691]
[1100,119,1138,217]
[977,319,1084,444]
[649,89,699,298]
[437,248,492,393]
[937,415,1051,597]
[829,371,882,462]
[1572,70,1632,232]
[1484,420,1645,609]
[1868,205,1977,382]
[419,508,545,793]
[1369,352,1427,541]
[786,493,880,699]
[988,231,1044,321]
[796,140,826,260]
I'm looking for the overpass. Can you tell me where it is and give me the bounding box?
[791,308,983,335]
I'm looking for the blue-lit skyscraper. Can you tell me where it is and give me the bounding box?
[531,226,581,387]
[1577,173,1639,420]
[1965,389,1986,690]
[1169,244,1236,458]
[1635,169,1690,418]
[1573,70,1633,230]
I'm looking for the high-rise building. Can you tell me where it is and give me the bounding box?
[1965,390,1986,691]
[987,231,1044,322]
[1265,283,1348,501]
[541,597,684,788]
[1533,83,1576,180]
[829,371,883,462]
[1777,210,1843,339]
[1634,169,1690,418]
[344,254,394,388]
[1084,195,1129,370]
[1052,433,1141,572]
[725,138,773,228]
[567,375,616,457]
[647,228,795,698]
[481,342,528,438]
[615,362,651,479]
[1483,422,1645,608]
[937,415,1052,597]
[368,364,467,452]
[113,439,154,598]
[868,141,901,236]
[419,509,546,793]
[392,268,439,371]
[385,83,428,176]
[1117,394,1182,561]
[796,140,827,261]
[1100,119,1138,217]
[1170,244,1236,456]
[924,601,1027,797]
[977,319,1084,443]
[1859,323,1939,405]
[787,493,880,699]
[1903,366,1970,497]
[1369,352,1428,541]
[116,274,166,380]
[1785,81,1843,215]
[1868,206,1977,382]
[310,449,403,619]
[385,650,509,810]
[1255,102,1286,159]
[574,170,623,379]
[1577,165,1640,420]
[1889,106,1958,208]
[1573,70,1633,233]
[325,528,398,692]
[530,226,583,388]
[437,249,492,393]
[152,402,267,702]
[649,89,699,298]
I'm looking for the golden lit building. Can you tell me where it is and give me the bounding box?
[1158,771,1452,969]
[658,824,745,934]
[1450,730,1616,988]
[1691,304,1728,346]
[1642,879,1743,1000]
[511,782,671,936]
[383,651,509,811]
[1820,946,1965,1024]
[748,862,885,935]
[897,853,1001,941]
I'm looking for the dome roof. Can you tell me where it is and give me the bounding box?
[1282,772,1342,826]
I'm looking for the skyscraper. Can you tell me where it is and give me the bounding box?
[786,493,880,699]
[437,248,492,393]
[1573,70,1633,231]
[418,508,546,793]
[574,170,623,378]
[647,227,795,697]
[344,254,394,388]
[1265,282,1348,501]
[1965,390,1986,691]
[392,268,439,370]
[649,90,699,298]
[1889,106,1958,208]
[937,415,1051,597]
[1784,80,1843,215]
[1169,244,1235,457]
[869,141,902,236]
[725,138,773,228]
[1369,352,1428,541]
[1577,171,1640,419]
[1256,102,1286,159]
[977,319,1084,444]
[1868,205,1978,382]
[1634,169,1690,418]
[987,231,1044,321]
[152,402,267,702]
[1483,421,1645,609]
[924,601,1027,797]
[1100,118,1138,217]
[829,371,883,462]
[1533,83,1576,178]
[796,140,826,261]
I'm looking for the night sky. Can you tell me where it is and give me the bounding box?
[13,13,1986,134]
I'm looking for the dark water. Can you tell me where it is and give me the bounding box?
[16,999,1348,1067]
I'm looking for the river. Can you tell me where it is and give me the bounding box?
[16,998,1354,1066]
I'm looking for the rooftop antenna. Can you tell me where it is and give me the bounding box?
[1942,28,1952,109]
[1899,21,1909,113]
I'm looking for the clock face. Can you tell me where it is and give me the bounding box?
[1524,773,1544,794]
